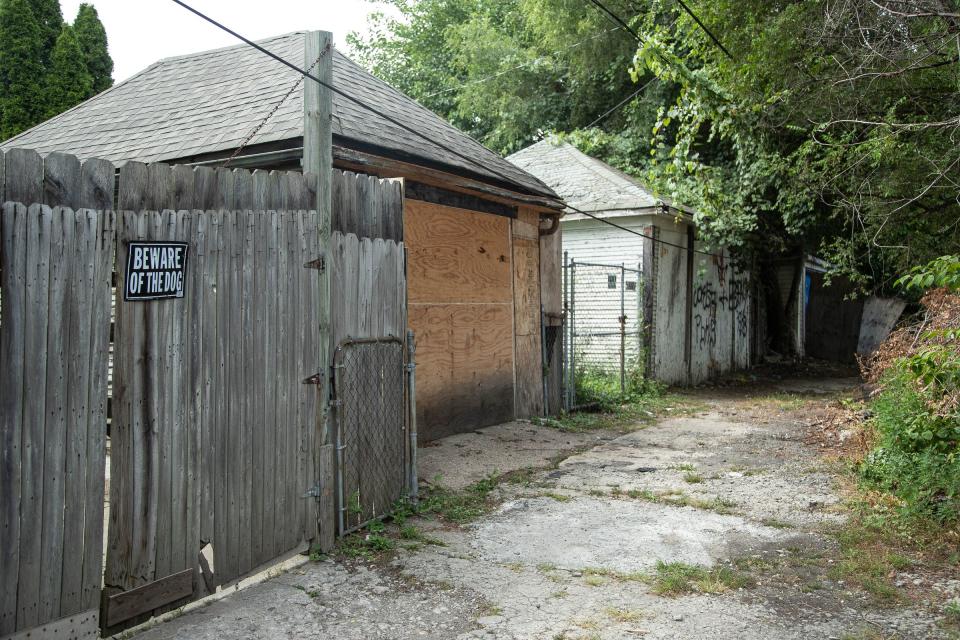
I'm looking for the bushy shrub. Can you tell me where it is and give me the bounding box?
[574,367,625,410]
[859,256,960,522]
[860,369,960,521]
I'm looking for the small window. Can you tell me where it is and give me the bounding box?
[626,281,637,291]
[607,274,617,289]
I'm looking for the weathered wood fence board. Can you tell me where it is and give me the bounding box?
[0,148,400,242]
[333,172,403,242]
[0,148,115,208]
[0,203,115,636]
[330,231,406,347]
[105,209,323,628]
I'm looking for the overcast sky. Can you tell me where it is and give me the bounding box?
[59,0,394,82]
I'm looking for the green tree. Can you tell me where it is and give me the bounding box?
[629,0,960,291]
[43,25,92,120]
[31,0,64,65]
[73,2,112,94]
[0,0,45,139]
[348,0,650,154]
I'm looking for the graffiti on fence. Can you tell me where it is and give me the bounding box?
[722,277,750,339]
[693,272,751,349]
[693,281,718,349]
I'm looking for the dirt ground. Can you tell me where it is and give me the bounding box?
[127,375,956,640]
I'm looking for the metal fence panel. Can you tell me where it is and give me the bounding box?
[563,258,644,409]
[334,338,407,535]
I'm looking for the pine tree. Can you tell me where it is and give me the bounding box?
[43,25,92,120]
[0,0,45,139]
[30,0,63,66]
[74,3,112,95]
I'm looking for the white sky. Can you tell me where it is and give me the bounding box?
[58,0,394,82]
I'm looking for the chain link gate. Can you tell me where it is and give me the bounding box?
[563,256,645,410]
[331,338,408,535]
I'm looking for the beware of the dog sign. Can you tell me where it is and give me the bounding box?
[124,242,189,301]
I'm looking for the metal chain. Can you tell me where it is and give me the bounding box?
[221,43,330,168]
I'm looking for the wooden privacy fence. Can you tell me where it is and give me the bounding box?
[104,209,322,630]
[0,204,114,637]
[0,148,401,219]
[0,148,408,638]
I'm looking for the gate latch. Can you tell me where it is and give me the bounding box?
[304,254,325,271]
[303,372,324,385]
[303,484,322,499]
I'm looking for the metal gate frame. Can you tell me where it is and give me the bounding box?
[562,255,645,410]
[331,337,409,536]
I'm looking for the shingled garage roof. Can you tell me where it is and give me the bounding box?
[1,31,555,200]
[508,139,672,215]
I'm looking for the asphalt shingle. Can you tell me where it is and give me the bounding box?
[508,139,663,213]
[2,31,554,199]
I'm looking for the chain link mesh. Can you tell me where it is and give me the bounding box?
[567,261,644,372]
[564,261,645,407]
[334,339,406,534]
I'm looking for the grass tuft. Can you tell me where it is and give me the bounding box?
[649,561,751,596]
[605,607,644,622]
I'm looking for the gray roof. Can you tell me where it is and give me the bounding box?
[508,139,680,214]
[1,31,555,199]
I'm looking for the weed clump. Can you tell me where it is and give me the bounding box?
[649,561,751,596]
[418,474,500,524]
[532,366,695,433]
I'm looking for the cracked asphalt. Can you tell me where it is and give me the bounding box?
[129,377,951,640]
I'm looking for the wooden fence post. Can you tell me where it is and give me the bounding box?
[303,30,335,552]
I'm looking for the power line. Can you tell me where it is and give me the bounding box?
[585,77,654,129]
[568,205,717,257]
[169,0,525,191]
[584,0,678,72]
[585,0,641,41]
[674,0,733,60]
[169,0,718,258]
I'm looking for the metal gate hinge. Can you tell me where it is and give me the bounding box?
[303,484,322,499]
[304,255,325,271]
[303,373,324,385]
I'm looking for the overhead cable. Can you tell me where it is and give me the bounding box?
[674,0,733,60]
[169,0,720,258]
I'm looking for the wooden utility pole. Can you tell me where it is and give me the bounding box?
[303,30,334,552]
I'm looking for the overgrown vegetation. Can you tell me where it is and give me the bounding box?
[826,519,915,605]
[417,474,500,523]
[858,256,960,523]
[596,485,738,515]
[351,2,960,293]
[573,364,664,411]
[333,477,502,560]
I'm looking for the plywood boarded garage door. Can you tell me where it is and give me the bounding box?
[405,200,514,441]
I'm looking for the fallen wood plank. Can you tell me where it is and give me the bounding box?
[104,569,193,627]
